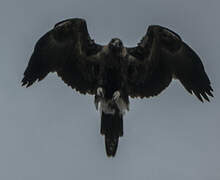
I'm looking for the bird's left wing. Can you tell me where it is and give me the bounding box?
[126,25,213,101]
[22,18,103,94]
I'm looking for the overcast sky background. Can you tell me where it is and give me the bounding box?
[0,0,219,179]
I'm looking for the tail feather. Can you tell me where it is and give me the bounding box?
[101,111,123,157]
[105,135,118,157]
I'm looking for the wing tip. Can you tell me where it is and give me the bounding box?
[21,77,34,88]
[193,87,214,103]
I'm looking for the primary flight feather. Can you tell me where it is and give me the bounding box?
[22,18,213,157]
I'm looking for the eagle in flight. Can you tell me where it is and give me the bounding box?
[22,18,213,157]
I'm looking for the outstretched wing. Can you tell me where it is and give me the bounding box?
[126,25,213,102]
[22,18,103,94]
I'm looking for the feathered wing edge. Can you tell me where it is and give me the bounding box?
[126,27,173,98]
[22,18,103,95]
[172,42,213,102]
[126,25,213,101]
[22,31,53,87]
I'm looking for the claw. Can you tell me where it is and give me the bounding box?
[97,87,104,97]
[95,87,104,111]
[94,96,100,111]
[112,91,120,101]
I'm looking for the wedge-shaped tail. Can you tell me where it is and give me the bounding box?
[101,111,123,157]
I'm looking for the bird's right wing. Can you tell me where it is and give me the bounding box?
[22,18,103,95]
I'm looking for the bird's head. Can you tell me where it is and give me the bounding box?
[108,38,124,54]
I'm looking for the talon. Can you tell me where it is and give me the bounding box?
[97,87,104,97]
[94,96,99,111]
[95,103,98,110]
[113,91,120,101]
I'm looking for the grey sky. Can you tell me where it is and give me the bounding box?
[0,0,219,179]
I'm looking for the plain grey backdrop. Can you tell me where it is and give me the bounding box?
[0,0,219,179]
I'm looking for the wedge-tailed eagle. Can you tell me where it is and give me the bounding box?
[22,18,213,157]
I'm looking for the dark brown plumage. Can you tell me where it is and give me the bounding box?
[22,18,213,157]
